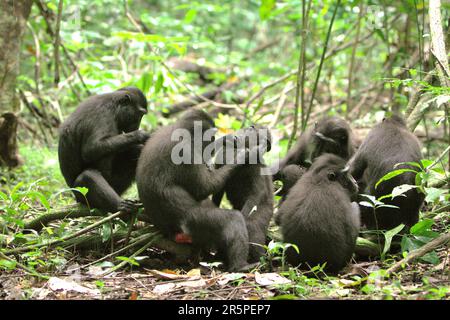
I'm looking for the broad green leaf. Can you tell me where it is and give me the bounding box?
[424,187,447,204]
[420,251,440,265]
[382,224,405,259]
[27,191,50,211]
[420,159,434,169]
[410,219,434,235]
[391,184,417,199]
[359,201,374,208]
[75,187,89,196]
[184,9,197,23]
[136,72,153,95]
[0,259,17,270]
[259,0,276,20]
[375,169,418,189]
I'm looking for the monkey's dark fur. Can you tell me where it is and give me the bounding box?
[349,115,424,230]
[58,87,150,213]
[276,164,307,204]
[278,154,360,273]
[272,117,354,183]
[212,127,273,263]
[136,109,255,271]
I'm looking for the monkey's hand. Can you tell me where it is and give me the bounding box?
[132,130,151,144]
[118,199,143,214]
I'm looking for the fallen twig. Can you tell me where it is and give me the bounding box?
[386,231,450,276]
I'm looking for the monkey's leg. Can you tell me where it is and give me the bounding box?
[73,169,133,213]
[184,207,251,271]
[111,144,143,195]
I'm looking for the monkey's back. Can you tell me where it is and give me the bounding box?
[356,120,423,229]
[136,123,201,236]
[58,95,117,186]
[279,175,359,272]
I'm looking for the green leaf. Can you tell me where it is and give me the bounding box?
[375,169,418,189]
[116,256,139,266]
[391,184,417,199]
[382,224,405,259]
[154,72,164,94]
[26,191,50,211]
[424,187,446,204]
[410,219,434,235]
[102,223,112,243]
[75,187,89,196]
[420,159,434,169]
[0,191,8,201]
[0,259,17,270]
[359,201,374,208]
[184,9,197,23]
[136,72,153,95]
[420,251,440,265]
[259,0,276,20]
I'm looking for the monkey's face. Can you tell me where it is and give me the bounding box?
[311,120,351,160]
[115,88,148,132]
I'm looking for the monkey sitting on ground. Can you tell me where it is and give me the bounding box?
[277,154,360,273]
[58,86,150,214]
[212,126,273,263]
[136,109,263,271]
[271,116,355,186]
[348,114,424,231]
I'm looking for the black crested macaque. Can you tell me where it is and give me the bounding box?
[58,87,150,213]
[212,126,273,263]
[278,154,360,273]
[136,109,260,271]
[271,116,354,182]
[348,114,424,231]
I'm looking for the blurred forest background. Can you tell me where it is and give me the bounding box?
[0,0,449,300]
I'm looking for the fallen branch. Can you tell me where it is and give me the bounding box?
[2,211,124,254]
[20,204,193,259]
[23,204,152,232]
[166,58,221,82]
[162,79,240,117]
[386,231,450,276]
[24,204,100,231]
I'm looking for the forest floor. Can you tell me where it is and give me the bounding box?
[0,146,449,300]
[0,242,449,300]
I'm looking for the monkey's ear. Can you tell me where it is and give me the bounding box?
[327,172,337,181]
[118,93,132,105]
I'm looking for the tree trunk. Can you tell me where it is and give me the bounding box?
[0,0,33,167]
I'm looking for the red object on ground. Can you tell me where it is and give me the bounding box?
[175,233,193,244]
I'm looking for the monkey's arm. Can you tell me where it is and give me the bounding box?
[82,130,148,163]
[348,154,366,181]
[190,164,239,200]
